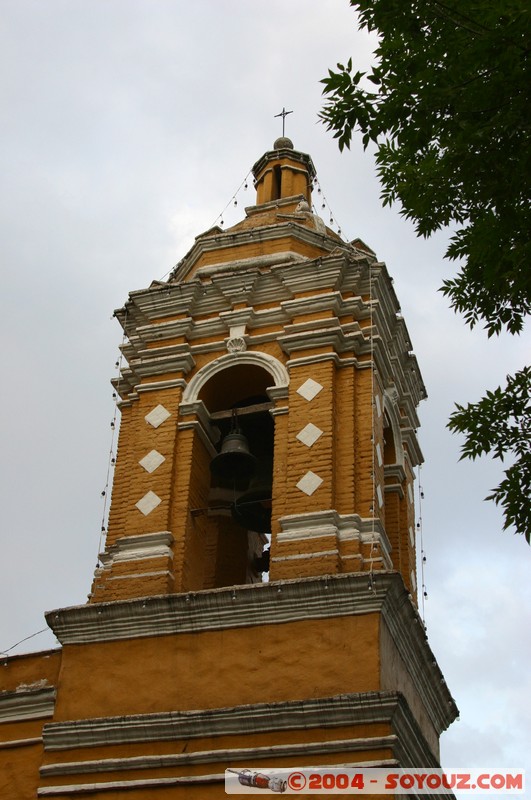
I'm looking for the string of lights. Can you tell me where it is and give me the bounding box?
[368,263,377,593]
[311,175,345,239]
[211,170,253,229]
[96,311,128,566]
[417,464,428,626]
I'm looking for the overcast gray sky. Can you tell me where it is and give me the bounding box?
[1,1,529,791]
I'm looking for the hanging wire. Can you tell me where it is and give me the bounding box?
[209,169,253,231]
[311,176,345,238]
[1,628,50,658]
[96,309,128,565]
[417,464,428,626]
[156,170,252,284]
[368,263,377,593]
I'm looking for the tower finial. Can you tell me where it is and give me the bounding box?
[274,107,293,137]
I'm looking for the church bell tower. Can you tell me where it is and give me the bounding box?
[0,137,458,799]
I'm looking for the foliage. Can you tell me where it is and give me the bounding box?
[448,368,531,542]
[320,1,531,540]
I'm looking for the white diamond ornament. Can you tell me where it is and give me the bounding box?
[296,471,323,496]
[296,378,323,402]
[145,405,171,428]
[135,491,162,516]
[139,450,166,473]
[296,423,324,448]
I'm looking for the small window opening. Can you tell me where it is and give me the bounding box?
[272,165,282,200]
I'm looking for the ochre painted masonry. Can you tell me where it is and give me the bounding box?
[1,137,458,799]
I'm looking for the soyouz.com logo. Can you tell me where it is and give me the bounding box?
[225,767,525,794]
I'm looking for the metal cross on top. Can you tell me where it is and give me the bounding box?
[274,107,293,137]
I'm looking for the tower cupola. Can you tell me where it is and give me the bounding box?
[252,139,316,205]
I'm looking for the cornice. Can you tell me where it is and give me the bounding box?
[41,735,398,776]
[41,692,449,797]
[45,572,456,734]
[169,221,340,284]
[112,249,424,444]
[46,573,392,645]
[251,147,317,181]
[43,690,410,751]
[0,686,56,723]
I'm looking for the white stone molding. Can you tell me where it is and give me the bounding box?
[271,550,338,562]
[181,351,289,405]
[170,221,343,283]
[136,378,186,395]
[42,693,400,752]
[0,736,43,750]
[44,573,458,736]
[385,384,400,407]
[409,526,415,548]
[144,405,171,429]
[193,251,306,280]
[129,351,195,380]
[47,572,397,646]
[277,510,347,543]
[40,735,397,778]
[0,686,56,723]
[39,692,444,784]
[37,775,224,796]
[99,532,174,567]
[106,570,173,583]
[383,387,405,468]
[226,336,247,353]
[281,323,366,358]
[384,465,407,500]
[138,450,165,474]
[177,399,219,455]
[135,491,162,516]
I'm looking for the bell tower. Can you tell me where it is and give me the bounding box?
[0,137,458,800]
[88,136,423,604]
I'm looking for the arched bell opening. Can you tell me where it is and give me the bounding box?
[195,364,275,589]
[382,406,411,584]
[383,412,397,466]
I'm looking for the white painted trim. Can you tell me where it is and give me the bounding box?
[136,378,186,394]
[37,774,225,796]
[0,736,42,749]
[278,510,359,543]
[181,351,289,405]
[42,691,406,750]
[99,532,173,567]
[383,388,405,469]
[106,570,173,583]
[0,687,55,723]
[271,550,338,562]
[41,736,397,776]
[194,251,305,279]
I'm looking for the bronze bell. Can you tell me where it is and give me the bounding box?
[232,487,272,533]
[210,428,257,490]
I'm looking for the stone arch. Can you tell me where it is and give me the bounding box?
[383,387,404,467]
[179,351,287,592]
[181,351,289,406]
